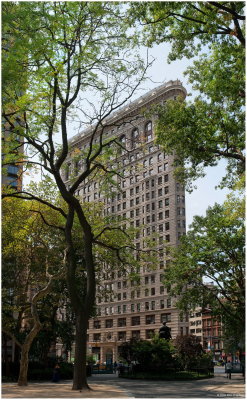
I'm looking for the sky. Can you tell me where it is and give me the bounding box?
[136,41,230,228]
[24,38,230,230]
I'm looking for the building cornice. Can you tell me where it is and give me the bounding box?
[69,80,186,147]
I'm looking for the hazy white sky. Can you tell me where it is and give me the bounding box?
[140,42,230,228]
[24,39,230,229]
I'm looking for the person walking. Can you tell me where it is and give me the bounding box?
[52,364,60,383]
[226,361,232,379]
[113,361,118,373]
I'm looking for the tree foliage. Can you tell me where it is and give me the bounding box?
[119,336,175,372]
[130,2,245,190]
[2,197,66,385]
[163,193,245,341]
[2,2,150,390]
[174,335,207,370]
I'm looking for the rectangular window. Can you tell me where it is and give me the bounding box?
[132,330,140,339]
[118,331,126,341]
[118,318,126,327]
[146,315,155,324]
[105,319,113,328]
[131,316,140,326]
[146,329,155,339]
[161,313,171,323]
[93,333,101,341]
[93,320,101,329]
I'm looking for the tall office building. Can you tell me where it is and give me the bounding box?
[65,80,189,364]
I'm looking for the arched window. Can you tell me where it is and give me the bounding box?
[120,135,126,144]
[131,128,139,148]
[119,135,126,154]
[145,121,153,142]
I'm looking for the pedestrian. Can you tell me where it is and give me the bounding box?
[113,361,118,373]
[226,361,232,379]
[52,364,60,383]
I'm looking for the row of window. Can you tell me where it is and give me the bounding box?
[119,121,153,150]
[122,162,169,177]
[66,123,155,180]
[92,312,172,330]
[92,329,155,342]
[92,325,190,342]
[96,298,172,316]
[81,179,183,196]
[122,150,167,166]
[122,173,169,187]
[114,286,167,302]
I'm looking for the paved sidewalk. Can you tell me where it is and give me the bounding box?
[2,381,128,398]
[2,370,245,398]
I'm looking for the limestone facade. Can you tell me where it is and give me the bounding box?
[66,80,189,363]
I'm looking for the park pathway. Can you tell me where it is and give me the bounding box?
[2,367,245,398]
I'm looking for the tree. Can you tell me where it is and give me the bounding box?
[174,335,206,370]
[2,197,66,385]
[119,336,175,372]
[163,193,245,344]
[130,2,245,190]
[2,2,151,390]
[130,2,245,57]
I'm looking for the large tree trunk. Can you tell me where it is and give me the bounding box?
[72,313,90,390]
[18,344,29,386]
